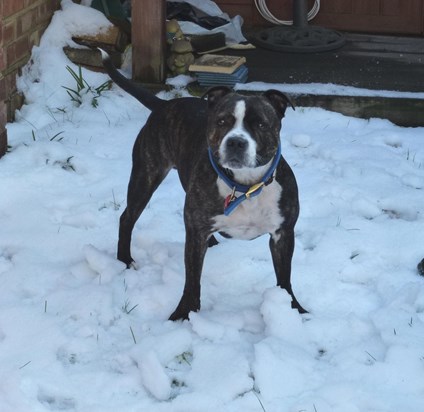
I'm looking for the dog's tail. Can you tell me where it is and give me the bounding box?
[99,48,162,112]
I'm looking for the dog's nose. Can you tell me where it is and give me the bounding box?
[226,136,248,151]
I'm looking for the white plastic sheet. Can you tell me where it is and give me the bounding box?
[168,0,247,44]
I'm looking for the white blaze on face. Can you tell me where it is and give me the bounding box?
[219,100,257,168]
[233,99,246,129]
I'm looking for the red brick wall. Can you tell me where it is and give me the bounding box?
[0,0,60,157]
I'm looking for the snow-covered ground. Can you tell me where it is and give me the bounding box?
[1,1,424,411]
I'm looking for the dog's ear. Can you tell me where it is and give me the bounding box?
[263,90,295,119]
[202,86,232,108]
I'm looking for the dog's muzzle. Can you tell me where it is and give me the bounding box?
[221,135,253,169]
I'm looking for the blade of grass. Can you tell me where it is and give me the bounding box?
[130,326,137,344]
[50,131,64,141]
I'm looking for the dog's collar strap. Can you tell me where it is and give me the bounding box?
[208,143,281,216]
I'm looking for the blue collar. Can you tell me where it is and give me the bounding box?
[208,143,281,216]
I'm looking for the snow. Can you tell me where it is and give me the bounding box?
[290,133,312,148]
[1,1,424,411]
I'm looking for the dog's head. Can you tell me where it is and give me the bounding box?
[204,87,293,175]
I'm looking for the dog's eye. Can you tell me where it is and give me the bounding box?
[258,122,267,129]
[217,119,226,126]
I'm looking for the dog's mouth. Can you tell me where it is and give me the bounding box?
[222,157,246,169]
[210,148,248,169]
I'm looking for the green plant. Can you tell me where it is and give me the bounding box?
[48,156,76,172]
[175,352,192,366]
[98,190,121,212]
[49,131,65,142]
[62,65,111,108]
[122,299,139,315]
[130,326,137,344]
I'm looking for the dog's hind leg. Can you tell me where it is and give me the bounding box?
[118,151,171,267]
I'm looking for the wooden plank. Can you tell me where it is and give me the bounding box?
[353,0,379,15]
[321,0,353,14]
[313,0,424,34]
[215,0,424,34]
[345,33,424,56]
[187,83,424,127]
[381,0,404,16]
[292,94,424,128]
[131,0,166,83]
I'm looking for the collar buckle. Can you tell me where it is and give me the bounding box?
[245,182,265,198]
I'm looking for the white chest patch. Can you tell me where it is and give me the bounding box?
[213,178,284,240]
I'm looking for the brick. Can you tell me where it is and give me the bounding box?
[17,8,37,37]
[42,0,59,20]
[6,43,16,68]
[0,129,7,158]
[0,77,7,101]
[2,21,16,47]
[51,0,61,13]
[25,0,37,6]
[37,3,47,23]
[36,3,44,20]
[0,73,16,102]
[0,47,6,72]
[13,35,30,63]
[0,101,7,158]
[5,72,17,97]
[38,1,57,25]
[29,29,41,48]
[5,39,30,73]
[9,91,24,120]
[0,101,7,127]
[25,0,45,7]
[3,0,25,18]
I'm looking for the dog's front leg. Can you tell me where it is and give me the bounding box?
[169,226,209,321]
[269,229,308,314]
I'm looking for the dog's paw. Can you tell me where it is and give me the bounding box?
[290,297,309,314]
[169,310,190,322]
[128,261,139,270]
[117,253,137,270]
[169,297,200,321]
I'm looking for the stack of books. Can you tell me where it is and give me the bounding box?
[189,54,248,87]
